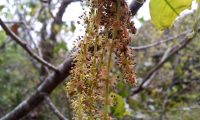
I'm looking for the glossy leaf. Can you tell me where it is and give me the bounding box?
[150,0,192,29]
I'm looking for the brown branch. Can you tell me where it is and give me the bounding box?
[130,0,146,16]
[132,31,197,95]
[0,1,146,119]
[50,0,81,41]
[0,18,57,71]
[136,48,171,88]
[1,21,24,24]
[48,0,55,19]
[30,6,44,24]
[131,30,188,51]
[45,96,68,120]
[0,55,72,120]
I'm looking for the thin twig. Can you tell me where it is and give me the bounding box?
[45,96,68,120]
[15,6,41,55]
[48,0,55,19]
[0,18,57,71]
[131,30,188,51]
[0,1,146,119]
[130,0,146,16]
[30,6,44,24]
[3,21,24,24]
[132,2,200,95]
[142,48,171,89]
[132,31,199,95]
[50,0,81,41]
[0,55,72,120]
[159,54,178,120]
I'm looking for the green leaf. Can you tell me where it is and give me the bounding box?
[110,92,126,118]
[54,41,67,54]
[150,0,193,29]
[117,81,131,98]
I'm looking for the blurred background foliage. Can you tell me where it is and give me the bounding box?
[0,0,200,120]
[130,11,200,119]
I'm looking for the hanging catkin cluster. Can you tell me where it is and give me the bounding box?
[66,0,136,119]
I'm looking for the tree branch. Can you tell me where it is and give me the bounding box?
[50,0,81,41]
[45,96,68,120]
[132,31,198,95]
[0,18,57,71]
[0,1,146,119]
[131,30,188,51]
[0,55,72,120]
[130,0,146,16]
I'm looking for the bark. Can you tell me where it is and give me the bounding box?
[0,0,145,119]
[1,56,72,120]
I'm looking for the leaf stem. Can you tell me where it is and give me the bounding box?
[104,0,120,119]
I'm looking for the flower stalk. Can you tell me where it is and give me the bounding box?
[66,0,137,119]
